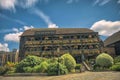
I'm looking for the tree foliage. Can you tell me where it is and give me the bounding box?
[61,53,76,72]
[47,62,68,75]
[114,56,120,63]
[110,62,120,71]
[96,53,113,68]
[16,55,42,72]
[33,61,48,73]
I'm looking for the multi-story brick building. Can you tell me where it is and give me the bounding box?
[19,28,102,62]
[0,49,18,66]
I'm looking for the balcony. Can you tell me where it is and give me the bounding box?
[25,41,41,45]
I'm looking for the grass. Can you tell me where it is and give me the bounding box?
[0,71,120,80]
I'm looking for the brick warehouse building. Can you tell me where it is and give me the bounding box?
[19,28,102,62]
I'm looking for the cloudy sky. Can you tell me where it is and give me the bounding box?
[0,0,120,52]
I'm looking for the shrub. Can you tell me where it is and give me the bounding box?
[96,53,114,68]
[33,61,48,73]
[23,67,33,73]
[47,58,58,64]
[6,67,16,74]
[6,61,15,67]
[0,66,9,75]
[15,55,42,72]
[61,53,76,72]
[75,64,81,70]
[110,62,120,71]
[47,62,68,75]
[5,62,17,74]
[114,56,120,63]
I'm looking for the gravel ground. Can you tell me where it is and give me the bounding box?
[0,71,120,80]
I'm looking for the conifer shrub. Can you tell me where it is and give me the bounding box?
[96,53,114,68]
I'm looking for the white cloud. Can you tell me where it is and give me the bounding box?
[0,0,38,11]
[33,8,59,28]
[23,25,34,30]
[48,24,59,28]
[90,20,120,36]
[118,0,120,3]
[13,28,19,32]
[0,13,26,25]
[18,0,38,8]
[0,43,10,52]
[4,25,34,42]
[66,0,79,4]
[0,0,16,11]
[93,0,111,6]
[67,0,73,4]
[4,32,23,42]
[34,8,52,25]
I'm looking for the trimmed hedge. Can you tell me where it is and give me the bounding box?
[61,53,76,72]
[96,53,113,68]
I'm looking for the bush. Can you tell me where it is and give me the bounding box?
[114,56,120,63]
[6,67,16,74]
[0,66,9,75]
[61,53,76,72]
[6,61,16,67]
[5,62,16,74]
[75,64,81,70]
[23,67,33,73]
[96,53,113,68]
[33,61,48,73]
[110,62,120,71]
[46,58,58,64]
[15,55,42,72]
[47,62,68,75]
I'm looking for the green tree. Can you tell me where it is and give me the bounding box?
[61,53,76,72]
[110,62,120,71]
[96,53,114,68]
[47,62,68,75]
[114,56,120,63]
[34,61,48,73]
[15,55,42,72]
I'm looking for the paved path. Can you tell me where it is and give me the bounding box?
[0,71,120,80]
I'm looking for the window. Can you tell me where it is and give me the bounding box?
[63,35,69,39]
[35,30,56,35]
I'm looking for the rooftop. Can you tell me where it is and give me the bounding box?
[21,28,95,36]
[104,31,120,46]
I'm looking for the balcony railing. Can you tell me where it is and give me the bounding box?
[25,49,100,57]
[25,39,99,44]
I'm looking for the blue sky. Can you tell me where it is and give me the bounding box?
[0,0,120,52]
